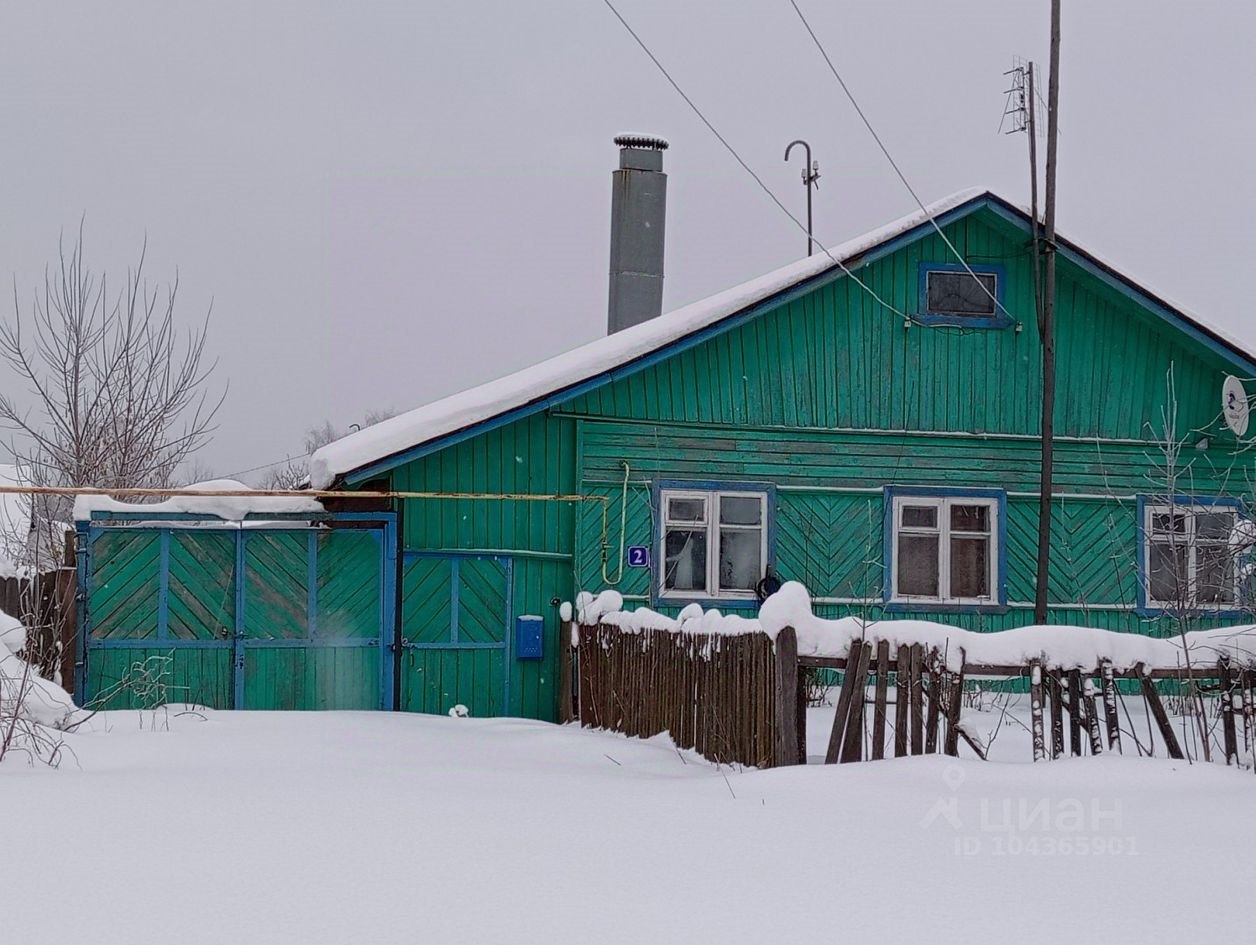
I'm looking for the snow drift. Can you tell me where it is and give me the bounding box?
[0,608,77,731]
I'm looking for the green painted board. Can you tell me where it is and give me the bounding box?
[399,555,509,718]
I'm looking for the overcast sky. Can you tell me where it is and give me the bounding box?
[1,1,1252,480]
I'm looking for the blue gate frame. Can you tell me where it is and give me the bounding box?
[76,510,397,709]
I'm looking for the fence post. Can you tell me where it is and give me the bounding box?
[1101,660,1121,753]
[871,639,890,760]
[1220,657,1237,765]
[56,529,78,697]
[772,626,800,767]
[943,652,965,757]
[1135,664,1184,760]
[1030,660,1046,762]
[558,620,576,724]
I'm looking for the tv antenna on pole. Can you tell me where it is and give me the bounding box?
[784,139,821,256]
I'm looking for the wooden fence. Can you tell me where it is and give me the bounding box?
[804,640,1256,765]
[1,537,78,695]
[562,621,1256,768]
[562,622,802,768]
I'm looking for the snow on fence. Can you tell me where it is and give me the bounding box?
[563,584,1256,767]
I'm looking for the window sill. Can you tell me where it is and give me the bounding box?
[656,595,761,611]
[915,312,1013,329]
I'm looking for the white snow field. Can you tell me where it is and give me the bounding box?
[4,708,1255,945]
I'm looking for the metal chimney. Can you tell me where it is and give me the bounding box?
[608,134,668,334]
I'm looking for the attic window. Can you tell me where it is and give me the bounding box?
[919,264,1006,326]
[925,269,998,316]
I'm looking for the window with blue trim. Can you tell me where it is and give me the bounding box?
[660,487,767,600]
[889,492,1001,605]
[1141,500,1241,611]
[918,263,1007,327]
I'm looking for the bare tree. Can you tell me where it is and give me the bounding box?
[1135,364,1256,762]
[258,410,394,490]
[0,225,222,561]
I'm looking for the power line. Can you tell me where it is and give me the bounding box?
[600,0,916,325]
[217,452,307,480]
[787,0,1010,321]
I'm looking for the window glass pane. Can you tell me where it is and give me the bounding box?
[898,535,940,597]
[718,528,761,591]
[1152,512,1187,535]
[1196,546,1235,604]
[926,270,997,316]
[901,505,937,529]
[950,536,990,598]
[950,504,990,533]
[666,496,705,523]
[1196,511,1235,541]
[1148,542,1186,603]
[664,529,707,592]
[719,495,762,526]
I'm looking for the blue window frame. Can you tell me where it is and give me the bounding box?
[883,486,1007,612]
[917,262,1010,328]
[652,480,776,609]
[1135,494,1246,616]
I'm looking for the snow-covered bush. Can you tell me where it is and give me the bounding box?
[0,608,78,765]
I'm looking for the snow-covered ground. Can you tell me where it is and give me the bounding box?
[4,707,1254,945]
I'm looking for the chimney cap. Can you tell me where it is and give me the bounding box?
[614,134,669,151]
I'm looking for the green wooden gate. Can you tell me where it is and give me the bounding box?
[78,515,396,711]
[399,552,512,717]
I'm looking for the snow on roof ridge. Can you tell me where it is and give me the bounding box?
[309,188,988,488]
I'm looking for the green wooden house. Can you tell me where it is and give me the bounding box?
[77,183,1256,720]
[299,187,1256,721]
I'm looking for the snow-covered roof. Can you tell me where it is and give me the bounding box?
[310,189,983,487]
[310,188,1256,488]
[73,479,324,522]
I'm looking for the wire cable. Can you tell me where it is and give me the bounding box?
[601,0,919,325]
[787,0,1011,320]
[217,452,308,480]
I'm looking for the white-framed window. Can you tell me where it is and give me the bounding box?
[890,493,1000,604]
[1143,502,1239,610]
[660,488,767,600]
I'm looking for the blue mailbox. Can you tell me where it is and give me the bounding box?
[515,615,544,660]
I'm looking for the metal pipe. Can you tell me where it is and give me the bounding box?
[785,139,821,255]
[0,485,610,504]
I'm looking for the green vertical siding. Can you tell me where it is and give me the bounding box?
[391,411,577,721]
[561,209,1239,447]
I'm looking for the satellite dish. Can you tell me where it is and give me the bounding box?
[1223,375,1249,437]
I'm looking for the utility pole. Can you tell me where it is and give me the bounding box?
[784,140,821,255]
[1033,0,1061,624]
[1027,62,1043,333]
